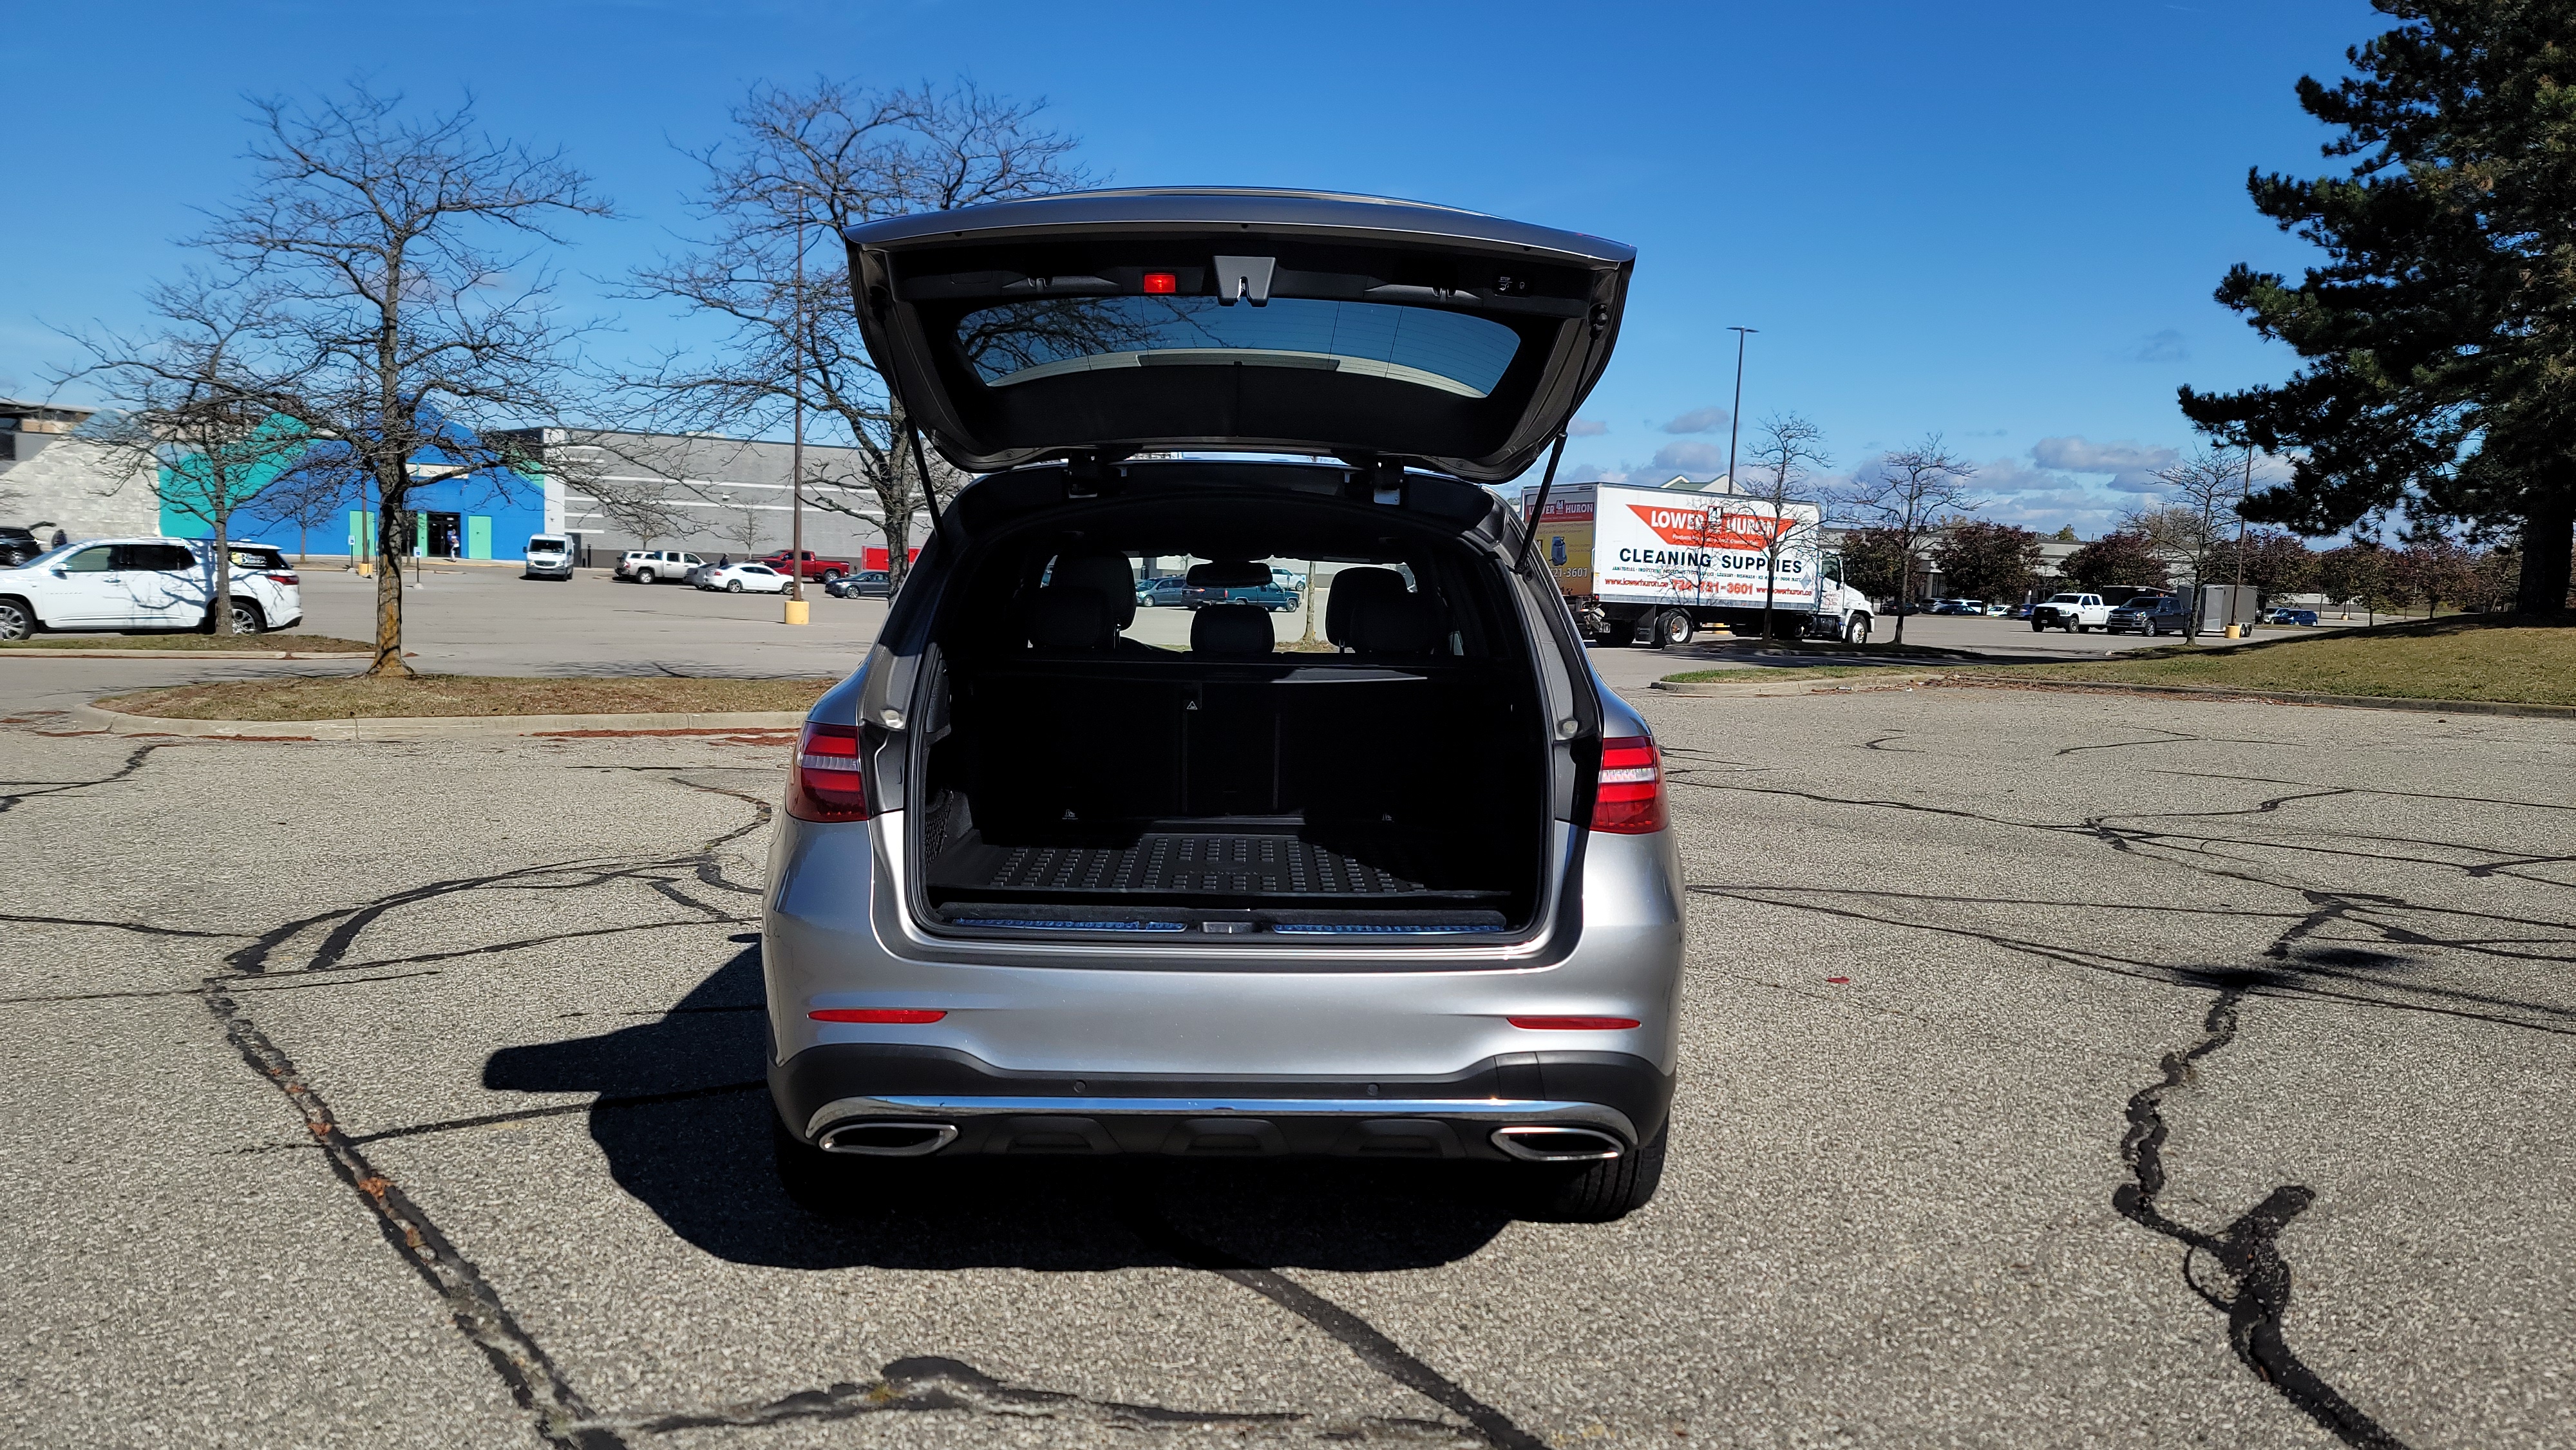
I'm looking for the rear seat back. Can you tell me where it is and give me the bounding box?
[1324,567,1409,646]
[1341,590,1443,655]
[1191,602,1274,657]
[1025,586,1115,650]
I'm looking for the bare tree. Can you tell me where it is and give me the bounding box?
[722,500,766,560]
[1839,435,1978,645]
[621,79,1090,588]
[260,458,355,565]
[54,274,312,634]
[1742,413,1832,641]
[2145,447,2249,630]
[196,84,610,673]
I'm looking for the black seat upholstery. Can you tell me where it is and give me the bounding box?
[1324,567,1411,646]
[1191,602,1274,657]
[1052,552,1138,629]
[1341,590,1443,655]
[1025,586,1115,650]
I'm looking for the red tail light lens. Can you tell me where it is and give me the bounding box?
[1141,270,1179,294]
[1508,1015,1642,1030]
[786,720,872,822]
[1590,735,1666,834]
[265,572,299,585]
[809,1008,945,1024]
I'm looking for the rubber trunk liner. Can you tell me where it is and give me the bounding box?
[931,830,1499,905]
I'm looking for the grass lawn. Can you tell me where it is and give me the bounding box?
[1991,613,2576,706]
[95,674,834,720]
[1,632,370,653]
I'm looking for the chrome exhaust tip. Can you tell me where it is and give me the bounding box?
[817,1120,960,1157]
[1490,1125,1625,1162]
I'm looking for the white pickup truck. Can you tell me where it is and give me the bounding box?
[2031,591,2112,632]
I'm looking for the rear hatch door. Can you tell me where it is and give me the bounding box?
[843,188,1633,484]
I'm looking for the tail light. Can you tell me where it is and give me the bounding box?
[265,572,299,585]
[786,720,873,822]
[1590,735,1666,834]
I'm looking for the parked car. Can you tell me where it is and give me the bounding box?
[2032,591,2112,632]
[2105,594,2190,637]
[765,188,1677,1222]
[0,537,301,639]
[703,561,791,594]
[617,549,706,584]
[523,534,574,580]
[1135,574,1190,608]
[1182,569,1303,612]
[1930,598,1985,616]
[825,570,895,599]
[2263,607,2319,626]
[760,550,855,583]
[1983,602,2012,616]
[0,527,44,568]
[2004,601,2034,619]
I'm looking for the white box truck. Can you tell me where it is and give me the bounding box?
[1520,482,1876,647]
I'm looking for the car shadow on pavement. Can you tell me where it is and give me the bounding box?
[482,947,1517,1274]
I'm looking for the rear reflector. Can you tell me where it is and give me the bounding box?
[1508,1015,1642,1030]
[809,1008,947,1024]
[952,919,1188,932]
[786,720,871,822]
[1141,270,1179,294]
[1589,735,1666,834]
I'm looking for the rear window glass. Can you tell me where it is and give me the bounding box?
[958,297,1521,399]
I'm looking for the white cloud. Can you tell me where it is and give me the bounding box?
[1567,417,1608,437]
[1565,461,1629,484]
[2031,436,2178,474]
[1651,440,1728,473]
[1660,406,1730,435]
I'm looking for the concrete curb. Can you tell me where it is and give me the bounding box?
[0,648,368,660]
[71,702,808,740]
[1651,672,1944,697]
[1951,673,2576,720]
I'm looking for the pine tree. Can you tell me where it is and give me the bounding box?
[2179,2,2576,614]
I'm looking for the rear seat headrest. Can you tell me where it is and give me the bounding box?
[1190,601,1274,658]
[1026,585,1115,650]
[1341,591,1444,655]
[1050,552,1137,629]
[1324,567,1410,646]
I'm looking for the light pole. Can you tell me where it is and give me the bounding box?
[784,200,809,625]
[1723,326,1756,493]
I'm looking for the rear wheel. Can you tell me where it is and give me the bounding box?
[0,599,32,641]
[638,569,656,585]
[1522,1120,1668,1222]
[821,569,842,584]
[1654,610,1694,648]
[229,599,265,635]
[726,580,744,593]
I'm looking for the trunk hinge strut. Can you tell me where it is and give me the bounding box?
[1513,430,1570,576]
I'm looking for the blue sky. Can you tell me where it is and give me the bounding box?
[3,0,2379,534]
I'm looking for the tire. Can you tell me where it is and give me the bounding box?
[1654,610,1694,649]
[821,570,842,584]
[638,570,656,585]
[2031,620,2046,632]
[1844,614,1871,645]
[726,580,744,593]
[1522,1120,1669,1223]
[0,599,32,641]
[229,599,265,636]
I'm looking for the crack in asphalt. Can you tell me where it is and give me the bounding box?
[2112,980,2410,1449]
[0,740,167,813]
[1121,1205,1549,1450]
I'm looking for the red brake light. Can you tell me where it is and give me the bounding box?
[1141,271,1178,294]
[808,1008,945,1024]
[265,572,299,585]
[1589,735,1666,834]
[786,720,873,822]
[1508,1015,1642,1030]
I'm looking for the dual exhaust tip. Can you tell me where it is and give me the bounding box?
[811,1118,1624,1162]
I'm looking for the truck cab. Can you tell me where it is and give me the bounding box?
[2032,592,2110,632]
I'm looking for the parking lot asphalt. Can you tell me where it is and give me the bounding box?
[3,682,2566,1448]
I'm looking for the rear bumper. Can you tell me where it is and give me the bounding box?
[772,1042,1672,1159]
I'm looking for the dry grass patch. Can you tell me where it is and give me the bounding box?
[1994,614,2576,706]
[1,632,370,653]
[97,674,834,720]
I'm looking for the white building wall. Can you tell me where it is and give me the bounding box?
[1,438,160,541]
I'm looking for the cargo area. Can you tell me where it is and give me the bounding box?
[907,490,1555,938]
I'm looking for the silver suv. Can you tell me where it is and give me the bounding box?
[763,190,1681,1219]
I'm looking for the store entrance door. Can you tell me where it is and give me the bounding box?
[421,511,464,560]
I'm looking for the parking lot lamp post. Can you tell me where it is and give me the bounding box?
[786,202,808,623]
[1723,326,1756,493]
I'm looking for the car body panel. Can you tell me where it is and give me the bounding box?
[840,187,1633,484]
[0,538,298,633]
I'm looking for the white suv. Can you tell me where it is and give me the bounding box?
[616,549,705,585]
[0,538,303,639]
